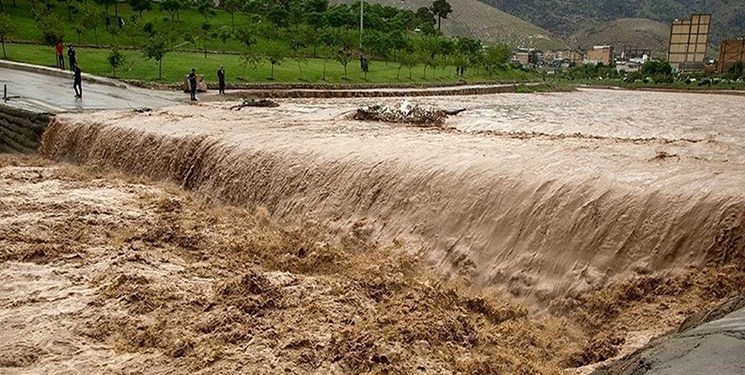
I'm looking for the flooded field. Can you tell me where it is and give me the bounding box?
[2,88,744,373]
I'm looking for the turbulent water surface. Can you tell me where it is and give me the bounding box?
[41,88,745,305]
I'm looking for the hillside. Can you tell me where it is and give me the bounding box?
[570,18,670,56]
[481,0,745,53]
[331,0,567,49]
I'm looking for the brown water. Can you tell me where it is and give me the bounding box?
[41,89,745,305]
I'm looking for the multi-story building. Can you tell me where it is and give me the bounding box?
[585,46,614,65]
[668,14,711,71]
[717,38,745,73]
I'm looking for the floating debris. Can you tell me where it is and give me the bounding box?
[229,99,280,110]
[353,101,465,127]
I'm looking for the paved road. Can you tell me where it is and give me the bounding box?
[0,67,180,113]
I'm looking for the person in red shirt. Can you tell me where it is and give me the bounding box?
[55,41,65,70]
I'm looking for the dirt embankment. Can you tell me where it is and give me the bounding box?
[1,155,743,374]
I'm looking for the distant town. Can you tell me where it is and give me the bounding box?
[511,13,744,80]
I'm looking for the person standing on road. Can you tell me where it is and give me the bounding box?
[188,68,198,101]
[73,63,83,99]
[55,41,65,70]
[217,65,226,95]
[67,45,77,72]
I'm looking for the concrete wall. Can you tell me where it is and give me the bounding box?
[0,104,52,153]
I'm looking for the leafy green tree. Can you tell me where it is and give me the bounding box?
[129,0,152,18]
[93,0,118,17]
[107,45,125,76]
[0,13,15,58]
[235,26,256,50]
[415,7,436,34]
[200,21,211,58]
[728,61,744,81]
[195,0,215,21]
[431,0,452,31]
[239,50,261,80]
[221,0,241,31]
[396,48,418,80]
[160,0,183,22]
[143,35,167,79]
[57,0,81,21]
[217,29,232,50]
[641,60,673,83]
[36,12,65,45]
[265,41,286,80]
[482,43,511,74]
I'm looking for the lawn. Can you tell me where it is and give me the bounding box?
[3,42,535,84]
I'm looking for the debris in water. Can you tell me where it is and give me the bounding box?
[353,101,465,127]
[229,99,280,111]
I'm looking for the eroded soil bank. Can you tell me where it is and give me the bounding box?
[0,155,743,374]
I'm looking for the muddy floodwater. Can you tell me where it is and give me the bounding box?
[3,88,745,374]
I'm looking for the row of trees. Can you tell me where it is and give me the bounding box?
[1,0,518,81]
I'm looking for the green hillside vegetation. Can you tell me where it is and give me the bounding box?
[331,0,567,49]
[0,0,536,84]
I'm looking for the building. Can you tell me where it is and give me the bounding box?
[717,38,745,73]
[585,46,614,65]
[615,61,642,74]
[621,47,652,64]
[513,48,540,66]
[668,14,711,71]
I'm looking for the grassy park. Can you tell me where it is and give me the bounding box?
[0,0,538,85]
[3,42,534,84]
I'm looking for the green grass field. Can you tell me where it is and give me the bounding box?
[4,42,535,84]
[1,0,538,84]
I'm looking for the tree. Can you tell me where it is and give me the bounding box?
[36,12,65,46]
[728,61,744,81]
[431,0,452,31]
[235,26,256,50]
[195,0,214,22]
[93,0,118,17]
[129,0,152,18]
[160,0,183,22]
[482,43,511,74]
[265,42,286,80]
[396,48,418,80]
[108,46,125,76]
[143,35,167,79]
[239,50,260,80]
[414,7,436,34]
[641,60,673,83]
[221,0,241,32]
[200,21,211,58]
[57,0,81,21]
[0,14,15,58]
[217,29,232,50]
[290,27,309,79]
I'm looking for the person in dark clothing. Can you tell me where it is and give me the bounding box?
[217,65,226,95]
[73,64,82,99]
[55,41,65,70]
[118,16,125,30]
[67,45,77,72]
[188,68,198,101]
[105,16,111,30]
